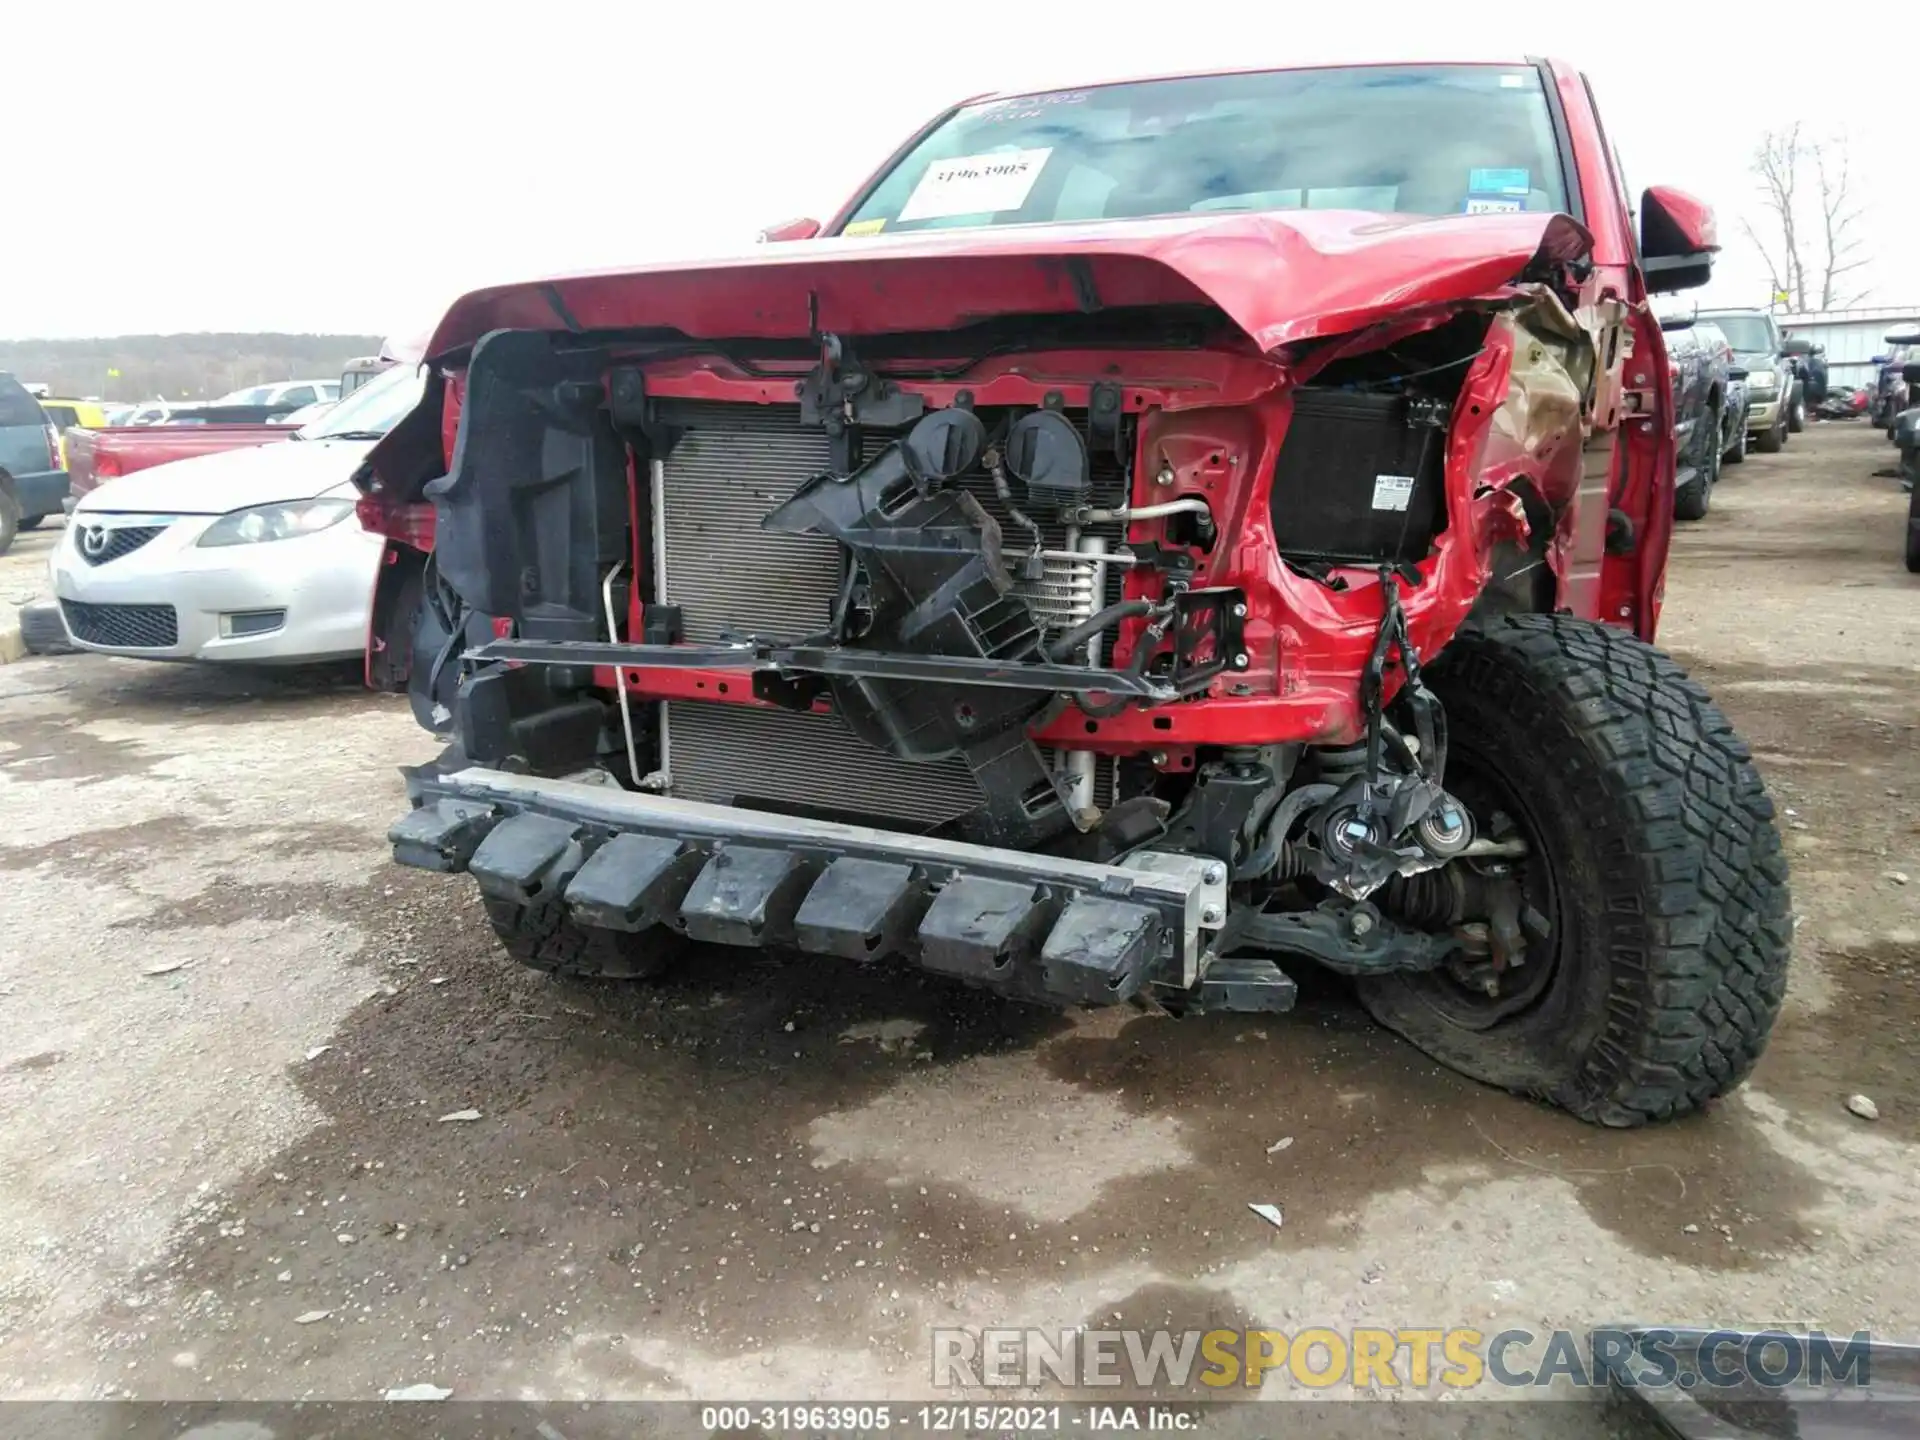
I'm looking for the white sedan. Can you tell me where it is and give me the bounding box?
[52,365,424,665]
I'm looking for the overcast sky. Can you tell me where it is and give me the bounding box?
[5,2,1906,341]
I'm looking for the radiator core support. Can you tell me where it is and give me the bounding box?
[646,399,1128,839]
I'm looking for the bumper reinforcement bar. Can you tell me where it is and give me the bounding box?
[391,767,1236,1005]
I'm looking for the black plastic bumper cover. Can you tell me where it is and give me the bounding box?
[391,767,1220,1006]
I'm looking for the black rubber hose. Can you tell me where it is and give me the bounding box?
[1046,599,1154,662]
[987,457,1046,553]
[1075,643,1156,718]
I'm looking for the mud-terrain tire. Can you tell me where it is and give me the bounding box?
[1355,614,1792,1127]
[483,897,676,981]
[1755,415,1785,454]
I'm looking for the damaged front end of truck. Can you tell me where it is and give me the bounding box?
[356,210,1620,1019]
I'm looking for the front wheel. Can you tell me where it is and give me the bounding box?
[1755,416,1785,454]
[1787,391,1807,433]
[1674,413,1720,520]
[0,488,19,557]
[1723,415,1747,465]
[1673,473,1710,520]
[17,514,45,531]
[1356,615,1792,1126]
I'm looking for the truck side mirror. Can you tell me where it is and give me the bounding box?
[1901,364,1920,388]
[758,217,823,243]
[1728,367,1749,381]
[1639,185,1717,294]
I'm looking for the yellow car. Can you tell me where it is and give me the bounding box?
[36,397,110,467]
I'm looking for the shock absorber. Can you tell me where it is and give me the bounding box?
[1062,532,1109,815]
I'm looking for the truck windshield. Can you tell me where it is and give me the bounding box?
[298,363,425,441]
[1705,316,1776,353]
[839,65,1568,235]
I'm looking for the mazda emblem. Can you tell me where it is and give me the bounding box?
[81,526,110,557]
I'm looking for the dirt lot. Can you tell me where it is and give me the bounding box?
[1,423,1915,1409]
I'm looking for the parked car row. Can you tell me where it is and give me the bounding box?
[1651,305,1877,521]
[0,352,416,557]
[46,363,426,666]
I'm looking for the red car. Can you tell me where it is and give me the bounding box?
[360,59,1788,1126]
[62,423,289,509]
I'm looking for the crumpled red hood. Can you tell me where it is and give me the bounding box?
[426,209,1592,358]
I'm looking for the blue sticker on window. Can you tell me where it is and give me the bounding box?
[1468,168,1531,197]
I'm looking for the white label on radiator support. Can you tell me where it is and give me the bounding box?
[1371,474,1416,512]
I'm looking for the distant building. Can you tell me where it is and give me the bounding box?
[1777,305,1920,385]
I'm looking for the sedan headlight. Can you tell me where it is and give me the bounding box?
[197,497,354,548]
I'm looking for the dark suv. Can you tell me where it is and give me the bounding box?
[0,372,67,555]
[1695,309,1803,452]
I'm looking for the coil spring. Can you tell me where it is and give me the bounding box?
[1312,742,1372,782]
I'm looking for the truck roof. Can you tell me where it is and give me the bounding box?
[958,56,1550,110]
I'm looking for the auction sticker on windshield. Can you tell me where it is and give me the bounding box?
[898,149,1052,221]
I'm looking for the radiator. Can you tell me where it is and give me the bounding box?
[655,401,1122,828]
[664,701,981,829]
[657,405,847,645]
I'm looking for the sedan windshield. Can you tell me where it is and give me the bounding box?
[297,362,425,441]
[840,65,1568,235]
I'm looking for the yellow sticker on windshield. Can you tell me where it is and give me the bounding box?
[843,218,888,236]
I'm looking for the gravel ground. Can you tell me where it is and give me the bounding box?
[0,423,1914,1413]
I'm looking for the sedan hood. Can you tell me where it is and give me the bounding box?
[424,208,1593,358]
[79,437,377,516]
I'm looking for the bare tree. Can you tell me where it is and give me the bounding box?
[1812,139,1869,309]
[1744,125,1807,309]
[1744,125,1871,311]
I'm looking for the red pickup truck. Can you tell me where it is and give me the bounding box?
[62,423,286,508]
[362,59,1789,1127]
